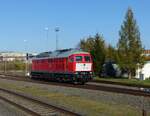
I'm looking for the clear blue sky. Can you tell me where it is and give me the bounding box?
[0,0,149,53]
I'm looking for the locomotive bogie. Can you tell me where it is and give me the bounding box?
[31,71,92,83]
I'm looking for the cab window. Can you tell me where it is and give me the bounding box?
[84,56,91,62]
[76,56,82,62]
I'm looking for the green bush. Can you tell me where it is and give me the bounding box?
[0,61,26,71]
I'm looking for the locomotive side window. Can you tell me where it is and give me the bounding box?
[69,57,74,62]
[84,56,91,62]
[76,56,82,62]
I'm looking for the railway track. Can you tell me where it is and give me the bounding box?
[0,87,80,116]
[0,73,150,97]
[91,79,150,89]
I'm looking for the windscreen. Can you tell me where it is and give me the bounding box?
[76,56,82,62]
[84,56,91,62]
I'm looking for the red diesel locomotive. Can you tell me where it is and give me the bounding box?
[31,49,93,84]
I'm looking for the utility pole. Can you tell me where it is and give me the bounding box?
[23,40,28,76]
[4,59,6,74]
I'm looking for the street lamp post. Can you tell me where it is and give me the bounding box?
[55,27,60,50]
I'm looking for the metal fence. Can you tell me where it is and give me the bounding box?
[0,56,31,76]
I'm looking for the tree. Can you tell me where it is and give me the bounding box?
[102,61,116,77]
[117,8,144,79]
[106,44,118,62]
[79,36,95,52]
[79,33,106,75]
[91,33,106,75]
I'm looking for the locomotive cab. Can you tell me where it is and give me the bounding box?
[68,54,93,83]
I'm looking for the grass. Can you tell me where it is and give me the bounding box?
[94,76,150,87]
[0,80,147,116]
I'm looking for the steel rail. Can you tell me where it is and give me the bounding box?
[0,87,80,116]
[0,73,150,97]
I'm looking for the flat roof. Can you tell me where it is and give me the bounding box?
[34,49,89,60]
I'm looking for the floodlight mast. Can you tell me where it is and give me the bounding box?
[55,27,59,50]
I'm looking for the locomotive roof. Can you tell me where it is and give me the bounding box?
[35,49,89,59]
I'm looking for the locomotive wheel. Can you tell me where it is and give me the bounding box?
[58,77,63,83]
[80,81,85,85]
[29,75,32,79]
[73,81,78,85]
[30,75,35,79]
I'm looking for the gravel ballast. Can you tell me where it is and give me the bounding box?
[0,99,30,116]
[0,78,149,116]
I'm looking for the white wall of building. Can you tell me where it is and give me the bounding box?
[136,61,150,80]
